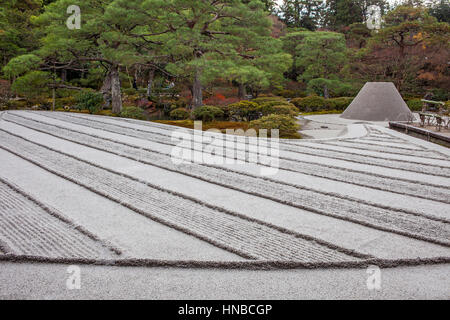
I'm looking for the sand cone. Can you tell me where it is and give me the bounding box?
[341,82,413,121]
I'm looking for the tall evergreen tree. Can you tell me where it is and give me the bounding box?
[429,0,450,23]
[0,0,43,68]
[323,0,388,30]
[279,0,324,30]
[140,0,282,108]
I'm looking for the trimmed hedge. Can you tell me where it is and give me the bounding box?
[264,104,299,117]
[223,101,262,121]
[6,100,28,109]
[327,97,354,111]
[406,98,423,112]
[291,96,327,112]
[170,107,190,120]
[192,105,224,122]
[119,106,146,120]
[292,96,354,112]
[75,90,103,114]
[250,115,301,139]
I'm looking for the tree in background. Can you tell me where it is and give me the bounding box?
[323,0,389,30]
[15,0,166,113]
[222,35,292,99]
[0,0,44,67]
[278,0,324,30]
[343,23,372,49]
[259,0,277,13]
[429,0,450,23]
[357,5,449,93]
[147,0,278,108]
[294,32,349,91]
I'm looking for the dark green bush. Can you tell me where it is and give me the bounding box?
[223,101,262,121]
[273,89,307,99]
[260,103,298,117]
[192,105,224,122]
[258,99,292,109]
[123,88,138,96]
[11,71,51,101]
[251,97,288,105]
[75,90,103,114]
[328,97,354,111]
[406,98,423,112]
[307,78,355,97]
[291,95,327,112]
[431,89,449,101]
[170,108,190,120]
[271,105,299,117]
[6,100,28,109]
[250,115,301,139]
[120,106,146,120]
[55,96,76,109]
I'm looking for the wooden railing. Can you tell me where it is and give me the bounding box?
[419,99,448,131]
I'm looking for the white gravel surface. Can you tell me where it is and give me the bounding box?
[0,262,448,299]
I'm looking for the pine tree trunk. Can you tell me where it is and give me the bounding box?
[324,85,330,99]
[238,83,247,100]
[101,70,112,108]
[52,87,56,112]
[147,68,155,97]
[192,68,203,109]
[110,65,122,114]
[61,69,67,82]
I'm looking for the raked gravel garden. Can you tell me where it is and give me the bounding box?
[0,110,449,299]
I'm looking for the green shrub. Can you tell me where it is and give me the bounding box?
[170,108,190,120]
[260,100,292,107]
[123,88,138,96]
[55,96,76,109]
[259,103,298,116]
[192,105,224,122]
[6,100,28,109]
[327,97,354,111]
[291,95,327,112]
[431,89,449,101]
[120,106,146,120]
[11,71,51,100]
[75,90,103,114]
[406,98,423,112]
[169,104,180,111]
[223,100,262,121]
[250,115,301,139]
[271,105,299,117]
[272,89,307,99]
[307,78,355,97]
[251,96,288,105]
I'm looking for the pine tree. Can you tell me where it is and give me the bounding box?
[138,0,281,108]
[0,0,43,68]
[323,0,388,30]
[278,0,324,30]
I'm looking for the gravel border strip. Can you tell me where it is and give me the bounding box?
[0,254,449,271]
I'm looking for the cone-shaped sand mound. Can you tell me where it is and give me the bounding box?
[341,82,413,121]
